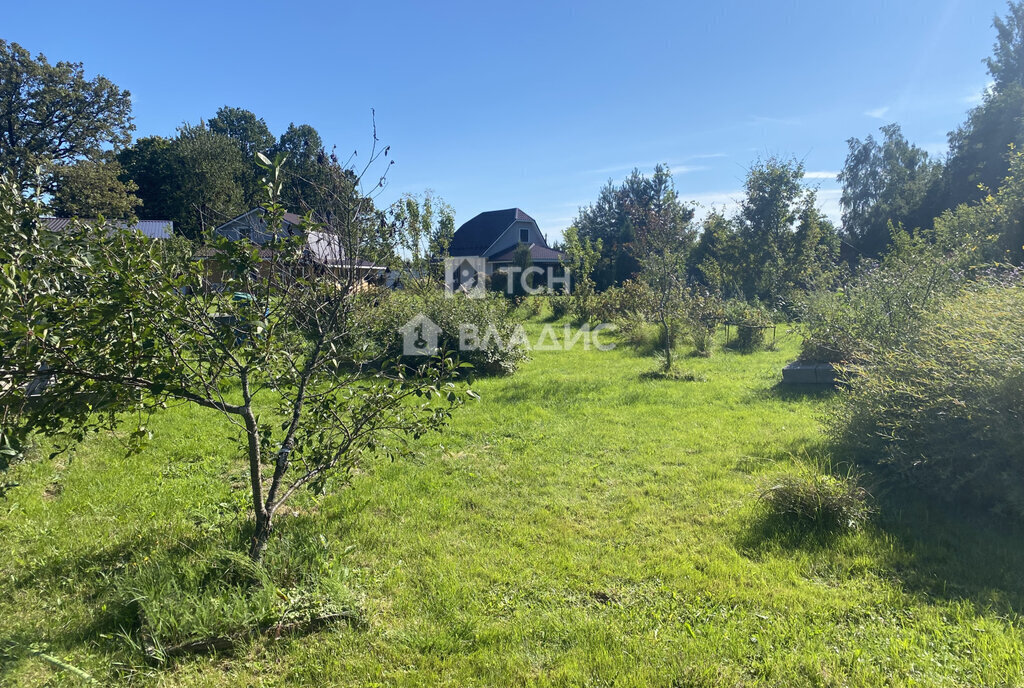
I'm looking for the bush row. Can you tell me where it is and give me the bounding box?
[829,279,1024,517]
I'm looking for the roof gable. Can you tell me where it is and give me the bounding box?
[214,208,303,243]
[449,208,538,255]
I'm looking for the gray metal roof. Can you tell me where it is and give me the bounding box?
[42,217,173,239]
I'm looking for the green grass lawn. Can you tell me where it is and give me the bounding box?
[2,323,1023,686]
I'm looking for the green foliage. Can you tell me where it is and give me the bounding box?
[736,157,840,305]
[830,279,1024,518]
[518,295,546,318]
[208,106,277,206]
[549,293,573,320]
[682,287,724,357]
[632,187,696,371]
[117,136,176,221]
[838,123,943,257]
[592,278,653,324]
[118,111,374,247]
[51,154,141,220]
[119,124,247,239]
[571,164,695,288]
[986,0,1024,89]
[561,225,602,321]
[759,465,871,532]
[0,173,137,473]
[0,159,467,561]
[511,243,534,296]
[392,191,455,279]
[945,2,1024,210]
[725,299,773,353]
[799,229,967,363]
[934,147,1024,264]
[166,123,247,239]
[275,123,326,213]
[0,40,133,195]
[369,289,528,376]
[687,211,740,293]
[685,161,839,306]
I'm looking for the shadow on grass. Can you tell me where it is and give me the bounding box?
[754,382,840,402]
[736,510,847,556]
[489,377,606,405]
[638,368,707,382]
[867,476,1024,615]
[2,505,365,680]
[765,438,1024,617]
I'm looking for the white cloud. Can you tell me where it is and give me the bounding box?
[685,153,729,160]
[963,81,995,106]
[865,106,890,119]
[804,171,838,180]
[686,188,843,226]
[583,161,708,177]
[816,188,843,225]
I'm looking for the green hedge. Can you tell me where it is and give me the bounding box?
[830,281,1024,517]
[361,287,528,376]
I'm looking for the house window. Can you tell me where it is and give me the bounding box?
[520,227,530,243]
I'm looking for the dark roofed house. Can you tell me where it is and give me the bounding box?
[213,208,304,244]
[43,217,174,239]
[449,208,566,293]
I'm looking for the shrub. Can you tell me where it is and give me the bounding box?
[759,468,871,532]
[830,280,1024,517]
[798,230,967,363]
[549,294,573,320]
[591,286,622,324]
[591,279,653,324]
[682,287,723,357]
[519,295,545,318]
[364,288,528,376]
[725,300,772,353]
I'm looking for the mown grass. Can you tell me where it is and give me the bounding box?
[2,321,1023,686]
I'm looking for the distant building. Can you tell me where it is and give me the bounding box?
[43,217,174,239]
[448,208,566,293]
[198,208,386,288]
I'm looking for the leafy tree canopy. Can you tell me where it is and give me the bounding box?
[0,40,133,194]
[838,123,942,257]
[573,164,695,288]
[51,154,141,221]
[944,1,1024,209]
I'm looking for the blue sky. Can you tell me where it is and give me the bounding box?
[5,0,1009,241]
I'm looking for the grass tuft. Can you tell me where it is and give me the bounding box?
[759,465,872,532]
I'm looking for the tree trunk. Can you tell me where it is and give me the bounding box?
[661,318,673,372]
[241,399,271,562]
[249,512,273,562]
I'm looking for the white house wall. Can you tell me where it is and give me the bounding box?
[482,219,543,257]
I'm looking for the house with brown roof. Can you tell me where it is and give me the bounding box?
[448,208,566,293]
